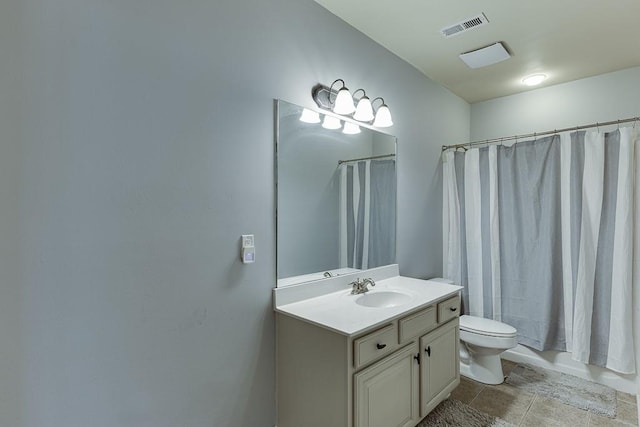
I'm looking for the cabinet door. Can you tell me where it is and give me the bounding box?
[354,343,419,427]
[419,319,459,417]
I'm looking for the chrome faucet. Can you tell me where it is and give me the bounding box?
[350,277,376,295]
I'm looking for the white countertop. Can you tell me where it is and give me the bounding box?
[274,272,462,336]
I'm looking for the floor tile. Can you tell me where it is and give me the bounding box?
[614,400,639,426]
[501,359,518,376]
[450,377,485,404]
[469,382,535,425]
[617,391,637,405]
[451,362,638,427]
[588,413,637,427]
[520,395,589,427]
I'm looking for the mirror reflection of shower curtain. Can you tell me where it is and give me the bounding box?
[339,159,396,269]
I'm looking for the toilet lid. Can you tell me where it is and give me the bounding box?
[459,315,517,337]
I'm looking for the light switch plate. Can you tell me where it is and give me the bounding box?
[242,234,254,248]
[241,234,255,263]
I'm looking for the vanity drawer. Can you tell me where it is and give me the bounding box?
[354,324,398,369]
[438,294,460,323]
[399,306,437,343]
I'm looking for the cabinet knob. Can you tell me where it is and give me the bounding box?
[425,346,431,357]
[376,343,387,350]
[449,307,458,312]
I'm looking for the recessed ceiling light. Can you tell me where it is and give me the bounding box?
[522,73,547,86]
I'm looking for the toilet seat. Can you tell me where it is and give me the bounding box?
[460,315,516,338]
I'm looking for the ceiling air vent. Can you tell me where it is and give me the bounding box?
[441,13,489,38]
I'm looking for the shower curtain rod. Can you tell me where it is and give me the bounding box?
[442,115,640,152]
[337,153,395,165]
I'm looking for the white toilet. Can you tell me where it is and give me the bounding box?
[459,315,517,385]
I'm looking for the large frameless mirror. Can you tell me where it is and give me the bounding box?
[276,99,397,287]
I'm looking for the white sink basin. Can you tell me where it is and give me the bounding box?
[355,291,412,308]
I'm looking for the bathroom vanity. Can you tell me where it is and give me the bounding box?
[273,100,458,426]
[274,265,462,427]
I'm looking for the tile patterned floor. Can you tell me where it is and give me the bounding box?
[449,360,639,426]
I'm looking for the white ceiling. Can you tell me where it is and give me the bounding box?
[314,0,640,103]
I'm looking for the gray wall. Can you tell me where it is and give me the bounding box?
[0,0,23,421]
[471,66,640,141]
[1,0,469,426]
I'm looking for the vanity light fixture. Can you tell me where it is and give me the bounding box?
[299,108,321,123]
[352,89,375,122]
[522,73,547,86]
[311,80,393,128]
[322,115,342,130]
[372,97,394,128]
[343,122,361,135]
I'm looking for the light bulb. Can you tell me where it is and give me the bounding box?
[333,87,356,115]
[353,96,374,122]
[343,122,361,135]
[322,115,342,130]
[299,108,320,123]
[373,104,393,128]
[522,73,547,86]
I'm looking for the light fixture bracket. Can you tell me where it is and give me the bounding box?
[311,84,335,111]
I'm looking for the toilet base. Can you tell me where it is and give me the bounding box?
[460,353,506,385]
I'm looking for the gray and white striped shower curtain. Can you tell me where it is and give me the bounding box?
[443,128,638,374]
[339,159,396,270]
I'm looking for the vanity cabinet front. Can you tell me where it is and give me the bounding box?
[276,291,461,427]
[354,342,419,427]
[419,318,459,417]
